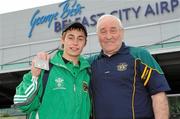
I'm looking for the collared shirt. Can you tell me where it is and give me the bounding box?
[90,42,170,119]
[62,57,80,77]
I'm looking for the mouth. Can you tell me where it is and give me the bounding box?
[105,41,114,45]
[70,47,79,51]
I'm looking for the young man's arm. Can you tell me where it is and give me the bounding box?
[151,92,169,119]
[13,72,42,113]
[13,54,47,113]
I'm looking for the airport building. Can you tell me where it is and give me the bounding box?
[0,0,180,117]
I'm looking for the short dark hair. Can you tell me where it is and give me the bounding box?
[62,22,87,37]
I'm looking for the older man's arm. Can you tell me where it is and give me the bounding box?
[151,92,170,119]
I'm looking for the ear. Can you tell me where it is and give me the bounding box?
[60,35,65,44]
[84,39,87,47]
[59,36,64,49]
[120,29,124,40]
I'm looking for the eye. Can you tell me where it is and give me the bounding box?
[78,37,85,42]
[100,29,106,34]
[110,28,118,34]
[67,36,74,40]
[78,38,83,41]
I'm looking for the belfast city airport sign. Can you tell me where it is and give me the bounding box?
[28,0,179,38]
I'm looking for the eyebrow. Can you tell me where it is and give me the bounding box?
[99,27,118,31]
[78,35,85,39]
[67,34,74,37]
[67,34,85,38]
[111,27,117,29]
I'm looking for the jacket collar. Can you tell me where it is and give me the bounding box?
[50,50,90,70]
[100,42,129,58]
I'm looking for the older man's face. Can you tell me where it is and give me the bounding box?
[97,16,124,56]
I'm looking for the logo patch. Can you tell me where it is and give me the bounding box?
[53,77,66,90]
[117,63,128,71]
[83,81,88,92]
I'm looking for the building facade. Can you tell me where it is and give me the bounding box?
[0,0,180,117]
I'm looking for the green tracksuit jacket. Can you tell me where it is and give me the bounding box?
[14,50,91,119]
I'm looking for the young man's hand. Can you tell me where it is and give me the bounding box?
[31,52,50,78]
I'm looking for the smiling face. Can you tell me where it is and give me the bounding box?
[61,28,86,60]
[97,15,124,56]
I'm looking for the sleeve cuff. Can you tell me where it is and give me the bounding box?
[32,76,38,85]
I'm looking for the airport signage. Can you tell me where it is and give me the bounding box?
[28,0,179,38]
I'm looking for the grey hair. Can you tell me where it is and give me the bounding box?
[96,14,123,31]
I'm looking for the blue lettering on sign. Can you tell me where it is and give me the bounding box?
[28,0,179,38]
[28,9,58,38]
[145,4,156,16]
[54,12,105,33]
[145,0,179,17]
[59,0,85,19]
[28,0,85,38]
[171,0,179,12]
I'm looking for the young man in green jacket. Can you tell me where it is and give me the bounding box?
[14,22,91,119]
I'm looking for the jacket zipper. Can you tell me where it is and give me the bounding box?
[74,83,76,92]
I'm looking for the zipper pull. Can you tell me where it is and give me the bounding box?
[74,84,76,92]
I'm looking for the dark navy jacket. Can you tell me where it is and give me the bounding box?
[90,43,170,119]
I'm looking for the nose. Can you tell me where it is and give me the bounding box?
[106,32,112,40]
[73,39,78,45]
